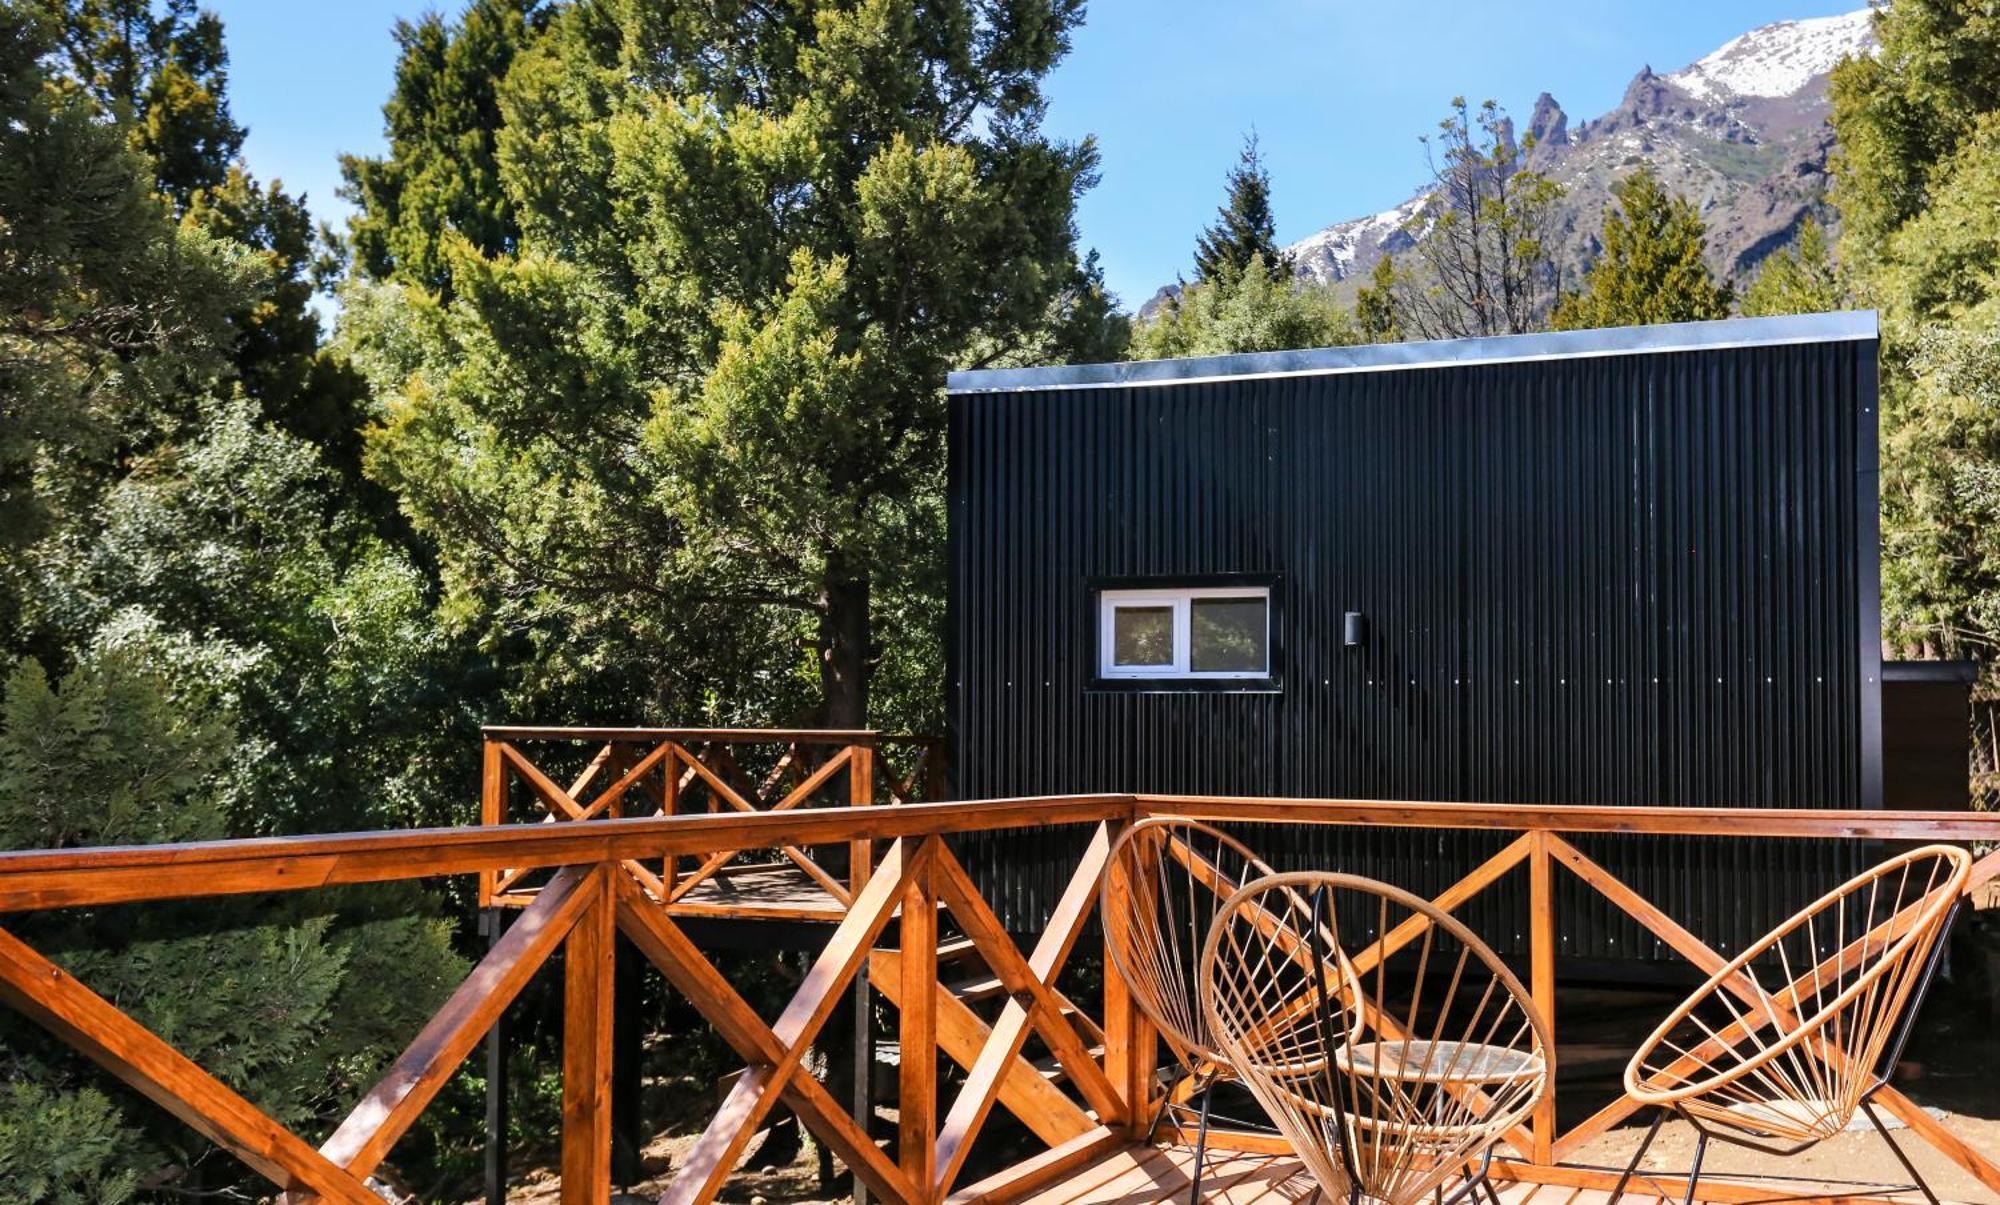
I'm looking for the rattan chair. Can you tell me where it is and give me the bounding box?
[1100,817,1280,1200]
[1202,871,1552,1205]
[1616,845,1972,1205]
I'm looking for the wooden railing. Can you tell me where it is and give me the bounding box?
[479,726,946,911]
[0,795,1994,1205]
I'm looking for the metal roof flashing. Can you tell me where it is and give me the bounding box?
[945,310,1879,394]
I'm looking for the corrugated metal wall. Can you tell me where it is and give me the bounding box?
[948,338,1881,963]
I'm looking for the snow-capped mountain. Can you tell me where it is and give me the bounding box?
[1276,8,1877,296]
[1666,9,1874,103]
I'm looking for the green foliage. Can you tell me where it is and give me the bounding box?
[183,165,376,486]
[0,1081,141,1205]
[0,653,466,1202]
[1129,254,1354,358]
[1830,0,2000,308]
[0,5,258,650]
[1879,320,2000,657]
[1829,0,2000,662]
[1353,254,1404,343]
[1739,218,1845,318]
[342,0,543,296]
[25,400,472,836]
[38,0,244,208]
[360,0,1109,728]
[1552,167,1731,330]
[1193,133,1289,284]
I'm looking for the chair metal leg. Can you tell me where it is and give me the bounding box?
[1188,1080,1215,1204]
[1608,1109,1666,1202]
[1681,1132,1708,1205]
[1861,1099,1942,1205]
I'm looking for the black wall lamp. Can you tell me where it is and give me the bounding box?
[1344,611,1367,648]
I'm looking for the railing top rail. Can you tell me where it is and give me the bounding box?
[1136,796,2000,842]
[481,725,885,742]
[1,794,1995,912]
[0,796,1133,911]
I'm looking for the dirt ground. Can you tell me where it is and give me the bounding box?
[1565,1108,2000,1202]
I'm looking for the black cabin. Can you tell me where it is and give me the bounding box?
[943,312,1906,965]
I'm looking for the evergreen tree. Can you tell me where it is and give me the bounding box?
[38,0,244,209]
[1830,0,2000,317]
[359,0,1112,730]
[1829,0,2000,660]
[1740,219,1845,318]
[1551,167,1731,330]
[0,4,254,652]
[341,0,544,297]
[0,652,463,1202]
[1193,133,1289,283]
[1353,254,1404,343]
[1130,254,1352,358]
[183,166,376,485]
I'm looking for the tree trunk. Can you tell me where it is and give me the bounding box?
[819,561,870,729]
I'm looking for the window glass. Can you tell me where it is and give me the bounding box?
[1111,605,1174,666]
[1191,596,1268,673]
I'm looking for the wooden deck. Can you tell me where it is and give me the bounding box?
[660,862,853,921]
[1005,1142,1969,1205]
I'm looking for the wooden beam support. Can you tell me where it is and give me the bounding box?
[663,840,921,1205]
[932,824,1111,1195]
[1099,819,1155,1139]
[868,949,1095,1148]
[1528,830,1556,1166]
[561,867,616,1205]
[322,865,594,1178]
[929,842,1122,1122]
[899,840,939,1191]
[615,877,914,1205]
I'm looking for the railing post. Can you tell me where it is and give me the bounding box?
[1528,830,1557,1166]
[900,841,937,1199]
[1101,813,1155,1138]
[481,907,511,1205]
[662,743,682,897]
[561,866,615,1205]
[480,738,504,908]
[851,963,874,1205]
[850,739,876,898]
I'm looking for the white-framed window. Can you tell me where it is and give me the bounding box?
[1097,586,1271,680]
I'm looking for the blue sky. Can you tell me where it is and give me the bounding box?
[209,0,1863,313]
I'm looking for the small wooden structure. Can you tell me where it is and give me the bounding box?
[0,791,1995,1204]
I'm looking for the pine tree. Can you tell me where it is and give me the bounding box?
[1353,254,1404,343]
[340,0,543,297]
[1551,167,1731,330]
[1831,0,2000,325]
[1193,133,1290,283]
[1740,219,1845,317]
[38,0,244,209]
[1828,0,2000,661]
[357,0,1113,731]
[0,3,254,646]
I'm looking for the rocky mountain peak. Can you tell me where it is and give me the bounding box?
[1271,8,1879,303]
[1527,92,1568,150]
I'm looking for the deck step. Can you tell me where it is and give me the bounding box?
[1029,1045,1107,1085]
[936,936,980,963]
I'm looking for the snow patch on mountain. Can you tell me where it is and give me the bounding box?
[1287,195,1427,278]
[1666,8,1873,102]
